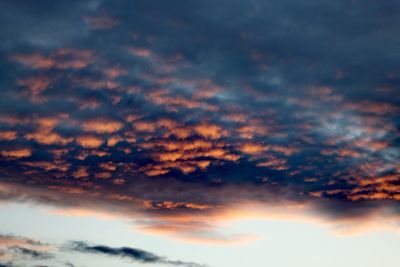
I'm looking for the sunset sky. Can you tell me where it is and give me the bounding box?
[0,1,399,266]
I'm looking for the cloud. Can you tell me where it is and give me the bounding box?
[0,234,47,248]
[8,247,51,260]
[12,49,94,70]
[75,135,104,148]
[0,0,399,245]
[0,233,207,267]
[68,241,207,267]
[84,14,119,30]
[0,148,32,159]
[0,234,53,266]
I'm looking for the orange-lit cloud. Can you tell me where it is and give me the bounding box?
[128,47,152,58]
[13,49,94,70]
[76,135,104,148]
[1,148,32,159]
[18,76,52,95]
[0,130,17,141]
[194,124,227,139]
[82,119,124,134]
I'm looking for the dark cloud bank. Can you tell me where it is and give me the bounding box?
[0,0,399,252]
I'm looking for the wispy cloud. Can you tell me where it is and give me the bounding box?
[0,234,53,266]
[68,241,208,267]
[0,233,208,267]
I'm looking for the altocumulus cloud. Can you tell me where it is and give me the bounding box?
[0,0,399,244]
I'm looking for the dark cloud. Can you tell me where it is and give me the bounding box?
[68,241,207,267]
[0,0,399,241]
[9,247,52,260]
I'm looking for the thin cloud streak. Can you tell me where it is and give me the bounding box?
[68,241,208,267]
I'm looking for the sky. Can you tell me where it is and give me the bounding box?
[0,0,399,266]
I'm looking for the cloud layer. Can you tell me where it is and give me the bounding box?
[0,0,399,243]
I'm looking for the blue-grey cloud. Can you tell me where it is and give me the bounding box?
[0,0,399,241]
[68,241,207,267]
